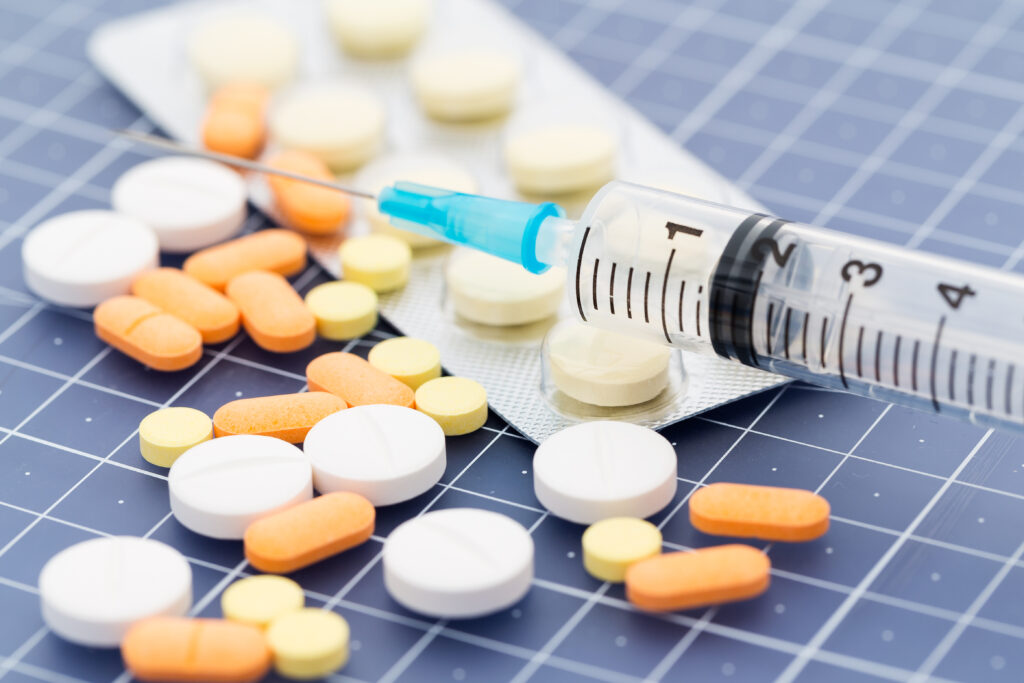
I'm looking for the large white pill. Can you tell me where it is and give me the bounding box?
[111,157,247,253]
[169,434,312,539]
[39,536,192,648]
[505,124,616,195]
[188,13,298,90]
[411,50,520,122]
[447,250,565,326]
[304,405,446,506]
[533,421,677,525]
[22,210,159,307]
[325,0,430,58]
[383,508,533,618]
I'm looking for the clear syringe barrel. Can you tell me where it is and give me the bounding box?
[567,181,1024,433]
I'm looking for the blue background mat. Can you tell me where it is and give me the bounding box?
[2,0,1024,681]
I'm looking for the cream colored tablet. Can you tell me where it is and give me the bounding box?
[324,0,430,58]
[414,376,487,436]
[447,250,564,326]
[221,575,305,629]
[139,407,213,468]
[188,13,298,90]
[368,337,441,390]
[411,50,520,122]
[270,84,385,171]
[547,321,671,407]
[304,281,378,340]
[505,124,616,195]
[338,234,411,292]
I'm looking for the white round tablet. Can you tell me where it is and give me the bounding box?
[188,12,298,90]
[304,405,446,506]
[111,157,247,253]
[447,250,565,326]
[505,124,616,195]
[533,421,677,525]
[383,508,533,618]
[22,210,159,307]
[325,0,430,58]
[39,536,192,648]
[411,50,520,122]
[169,434,312,540]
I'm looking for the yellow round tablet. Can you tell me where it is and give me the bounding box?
[138,407,212,468]
[338,234,412,293]
[304,281,378,340]
[221,575,305,629]
[414,376,487,436]
[266,608,350,679]
[367,337,441,390]
[581,517,662,582]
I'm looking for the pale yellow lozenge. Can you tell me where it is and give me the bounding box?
[221,575,305,629]
[338,235,411,293]
[368,337,441,390]
[582,517,662,583]
[414,376,487,436]
[304,281,378,340]
[266,608,350,679]
[138,407,212,468]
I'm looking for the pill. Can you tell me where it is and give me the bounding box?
[307,352,415,408]
[338,234,411,292]
[367,337,441,390]
[625,544,771,612]
[226,270,316,353]
[221,575,304,629]
[383,508,533,618]
[304,281,378,340]
[213,392,346,443]
[266,150,351,235]
[183,229,307,292]
[94,296,203,372]
[132,268,240,344]
[505,124,616,195]
[188,12,298,90]
[689,483,831,542]
[324,0,429,58]
[414,376,487,436]
[533,421,677,525]
[447,250,565,326]
[39,537,191,647]
[169,434,312,539]
[270,83,384,171]
[304,405,445,505]
[122,617,271,683]
[581,517,662,583]
[22,210,158,307]
[547,321,672,407]
[111,157,247,253]
[411,50,520,122]
[139,407,213,468]
[245,491,375,574]
[266,608,350,679]
[202,83,269,159]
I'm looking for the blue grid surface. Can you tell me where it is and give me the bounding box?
[1,0,1024,681]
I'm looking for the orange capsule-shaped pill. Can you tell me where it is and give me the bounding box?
[244,491,375,573]
[306,352,414,408]
[625,544,770,612]
[184,229,307,291]
[266,150,351,235]
[132,268,240,344]
[202,83,269,160]
[213,391,347,443]
[122,617,271,682]
[94,296,202,372]
[226,270,316,353]
[689,483,830,542]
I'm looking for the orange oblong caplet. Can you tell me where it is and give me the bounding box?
[94,296,202,372]
[122,617,270,683]
[306,352,414,408]
[625,544,770,612]
[226,270,316,353]
[213,391,347,443]
[244,491,375,574]
[132,268,240,344]
[183,229,307,291]
[266,150,351,235]
[689,483,830,542]
[201,83,269,160]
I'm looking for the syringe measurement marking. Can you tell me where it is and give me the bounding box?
[783,307,792,360]
[661,250,676,343]
[967,354,977,407]
[855,325,864,379]
[930,316,947,412]
[819,317,828,370]
[838,294,854,389]
[912,340,921,393]
[874,331,883,383]
[608,263,616,315]
[627,268,634,319]
[766,302,774,355]
[749,270,764,368]
[948,350,958,403]
[575,226,591,322]
[986,359,995,412]
[801,311,809,361]
[678,281,685,333]
[696,285,703,338]
[1006,364,1015,415]
[643,272,651,324]
[893,336,902,388]
[592,259,600,311]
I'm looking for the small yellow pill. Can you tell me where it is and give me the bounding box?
[338,234,411,293]
[414,376,487,436]
[266,608,349,680]
[582,517,662,583]
[368,337,441,390]
[221,575,305,629]
[304,281,378,340]
[138,407,212,468]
